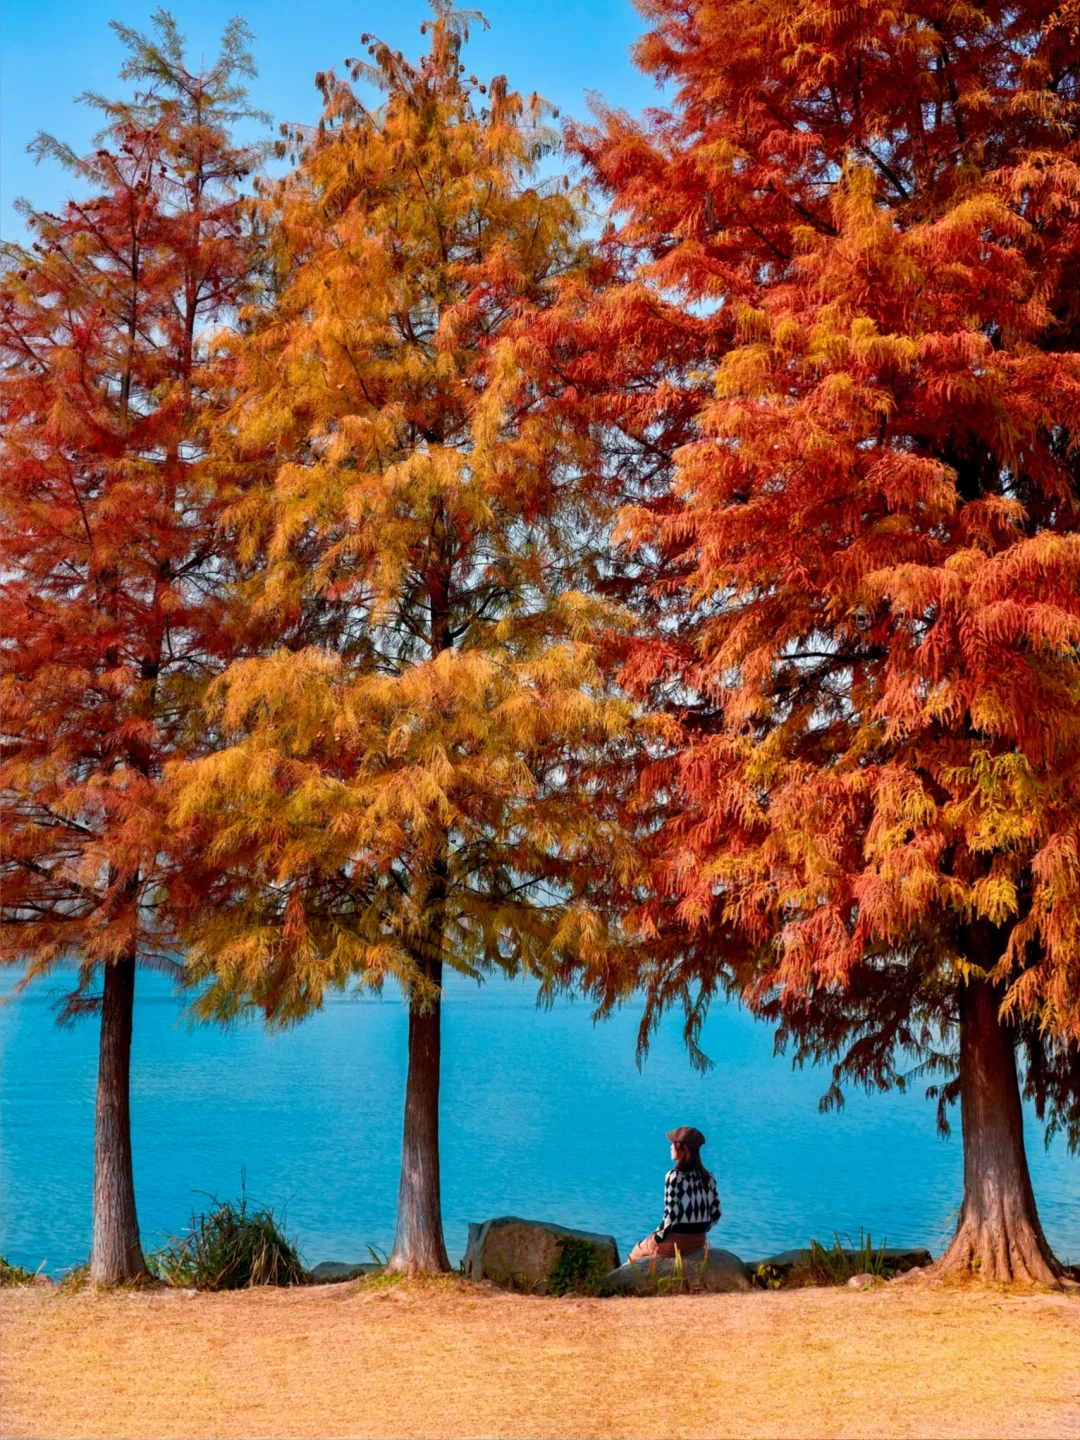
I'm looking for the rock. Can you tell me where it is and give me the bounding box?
[602,1247,753,1295]
[846,1272,882,1289]
[307,1260,383,1284]
[750,1246,933,1276]
[464,1218,619,1292]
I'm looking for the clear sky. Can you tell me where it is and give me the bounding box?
[1,0,660,238]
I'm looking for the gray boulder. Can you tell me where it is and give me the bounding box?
[307,1260,383,1284]
[464,1217,619,1291]
[602,1246,752,1295]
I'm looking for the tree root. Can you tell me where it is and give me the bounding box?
[922,1215,1063,1288]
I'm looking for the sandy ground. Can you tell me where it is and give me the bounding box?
[1,1277,1078,1440]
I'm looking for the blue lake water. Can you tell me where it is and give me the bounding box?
[1,967,1076,1274]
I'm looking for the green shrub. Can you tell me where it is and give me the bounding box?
[547,1236,611,1296]
[149,1184,305,1290]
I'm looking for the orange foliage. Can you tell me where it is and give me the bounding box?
[168,8,631,1041]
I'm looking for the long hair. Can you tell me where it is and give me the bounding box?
[672,1140,712,1182]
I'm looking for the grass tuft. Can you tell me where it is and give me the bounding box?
[149,1181,304,1290]
[621,1244,714,1297]
[0,1257,40,1287]
[55,1262,90,1293]
[806,1230,892,1285]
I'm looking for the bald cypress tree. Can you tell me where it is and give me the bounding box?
[170,5,629,1273]
[0,12,264,1284]
[569,0,1080,1283]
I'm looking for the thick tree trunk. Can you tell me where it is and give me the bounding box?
[386,957,451,1274]
[90,954,148,1285]
[933,977,1062,1286]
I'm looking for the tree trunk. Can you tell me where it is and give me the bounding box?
[933,977,1062,1285]
[90,954,148,1285]
[386,957,451,1274]
[385,544,454,1276]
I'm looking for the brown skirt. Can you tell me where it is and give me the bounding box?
[628,1232,709,1263]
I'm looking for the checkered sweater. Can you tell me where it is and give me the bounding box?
[654,1166,721,1242]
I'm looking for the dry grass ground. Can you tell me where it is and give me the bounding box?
[1,1276,1078,1440]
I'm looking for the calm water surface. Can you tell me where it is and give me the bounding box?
[1,968,1076,1273]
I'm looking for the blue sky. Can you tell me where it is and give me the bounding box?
[2,0,660,237]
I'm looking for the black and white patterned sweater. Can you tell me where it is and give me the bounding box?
[654,1166,722,1242]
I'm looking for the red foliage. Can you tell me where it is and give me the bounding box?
[0,21,261,1001]
[571,0,1080,1159]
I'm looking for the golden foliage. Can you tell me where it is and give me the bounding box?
[170,9,635,1019]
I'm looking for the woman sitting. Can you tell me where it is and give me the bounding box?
[628,1125,721,1263]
